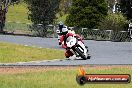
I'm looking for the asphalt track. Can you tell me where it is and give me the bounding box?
[0,35,132,66]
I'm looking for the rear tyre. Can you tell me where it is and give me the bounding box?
[87,55,91,59]
[75,48,87,60]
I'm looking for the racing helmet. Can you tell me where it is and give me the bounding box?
[62,27,68,35]
[58,21,64,31]
[128,23,132,30]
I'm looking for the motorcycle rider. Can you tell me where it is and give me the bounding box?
[60,27,84,58]
[58,21,65,33]
[56,21,68,45]
[128,22,132,39]
[57,21,76,45]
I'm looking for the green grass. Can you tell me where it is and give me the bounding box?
[5,2,31,32]
[0,42,65,63]
[5,2,68,33]
[5,22,30,31]
[6,2,31,23]
[6,2,68,24]
[0,67,132,88]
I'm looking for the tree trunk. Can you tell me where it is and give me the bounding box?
[0,0,4,32]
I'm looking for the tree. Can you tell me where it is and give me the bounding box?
[25,0,60,26]
[0,0,11,32]
[99,13,128,31]
[119,0,132,20]
[106,0,120,13]
[65,0,108,28]
[24,0,60,37]
[0,0,19,32]
[58,0,72,16]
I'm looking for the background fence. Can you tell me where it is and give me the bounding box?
[74,28,131,42]
[4,22,132,42]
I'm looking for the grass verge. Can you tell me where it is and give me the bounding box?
[0,42,65,63]
[0,66,132,88]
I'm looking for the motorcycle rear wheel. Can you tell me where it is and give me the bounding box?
[75,47,87,60]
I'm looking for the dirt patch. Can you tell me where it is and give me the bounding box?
[0,66,76,74]
[0,65,132,74]
[86,65,132,70]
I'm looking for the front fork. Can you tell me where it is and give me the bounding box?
[71,46,82,57]
[77,42,88,56]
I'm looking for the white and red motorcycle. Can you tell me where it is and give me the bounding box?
[66,36,91,60]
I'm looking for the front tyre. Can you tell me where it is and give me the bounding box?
[75,47,87,60]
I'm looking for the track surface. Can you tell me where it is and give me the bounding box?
[0,35,132,65]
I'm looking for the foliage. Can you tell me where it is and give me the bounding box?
[11,0,20,3]
[105,0,120,13]
[119,0,132,20]
[24,0,60,25]
[99,13,128,31]
[65,0,108,28]
[24,0,60,37]
[56,14,68,23]
[0,0,21,32]
[58,0,72,16]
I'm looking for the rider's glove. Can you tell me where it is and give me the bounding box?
[59,42,62,45]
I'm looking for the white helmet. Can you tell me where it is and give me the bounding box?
[129,23,132,27]
[62,27,68,35]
